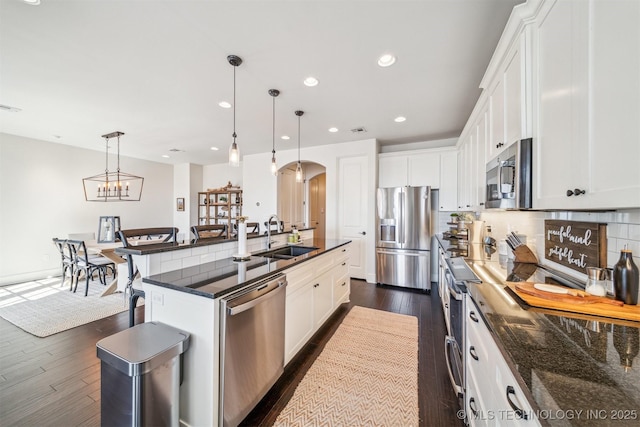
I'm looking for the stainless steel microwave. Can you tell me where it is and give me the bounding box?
[485,138,532,209]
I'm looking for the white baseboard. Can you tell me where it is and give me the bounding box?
[0,268,60,286]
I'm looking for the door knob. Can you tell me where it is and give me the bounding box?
[358,231,366,235]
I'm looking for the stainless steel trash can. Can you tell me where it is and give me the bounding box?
[96,321,190,427]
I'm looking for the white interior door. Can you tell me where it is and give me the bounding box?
[338,155,368,279]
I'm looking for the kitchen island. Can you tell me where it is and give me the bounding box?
[134,237,351,427]
[437,235,640,426]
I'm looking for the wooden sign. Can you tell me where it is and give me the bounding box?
[544,220,607,274]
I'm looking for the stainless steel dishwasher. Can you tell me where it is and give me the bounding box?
[219,273,287,427]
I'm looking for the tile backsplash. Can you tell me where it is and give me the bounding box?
[478,208,640,281]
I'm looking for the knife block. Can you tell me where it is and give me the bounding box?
[513,245,538,264]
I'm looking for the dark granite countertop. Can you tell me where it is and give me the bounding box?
[142,238,350,299]
[115,227,315,256]
[436,235,640,426]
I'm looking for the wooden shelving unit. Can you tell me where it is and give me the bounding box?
[197,189,243,239]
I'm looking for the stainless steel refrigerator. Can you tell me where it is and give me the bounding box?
[376,186,432,292]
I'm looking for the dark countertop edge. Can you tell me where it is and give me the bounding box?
[142,239,352,299]
[115,227,315,256]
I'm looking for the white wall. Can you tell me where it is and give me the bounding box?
[173,163,203,243]
[0,133,174,285]
[202,162,243,190]
[242,138,378,281]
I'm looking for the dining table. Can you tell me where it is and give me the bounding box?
[85,240,126,297]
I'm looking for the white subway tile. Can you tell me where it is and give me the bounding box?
[172,248,192,260]
[191,246,208,256]
[607,238,617,253]
[160,252,173,262]
[628,224,640,241]
[182,255,201,268]
[160,259,182,273]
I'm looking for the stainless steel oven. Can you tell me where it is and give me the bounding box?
[485,138,532,209]
[444,271,465,411]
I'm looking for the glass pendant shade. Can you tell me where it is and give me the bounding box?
[229,140,239,167]
[271,154,278,176]
[295,162,303,183]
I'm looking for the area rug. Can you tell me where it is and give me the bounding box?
[274,306,419,427]
[0,277,133,337]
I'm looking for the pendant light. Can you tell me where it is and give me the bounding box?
[295,110,304,183]
[227,55,242,167]
[269,89,280,176]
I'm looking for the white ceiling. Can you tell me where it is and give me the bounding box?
[0,0,521,165]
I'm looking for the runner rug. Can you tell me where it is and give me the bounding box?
[0,277,131,337]
[274,305,419,426]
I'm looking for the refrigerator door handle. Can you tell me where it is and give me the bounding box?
[377,250,423,257]
[398,190,405,244]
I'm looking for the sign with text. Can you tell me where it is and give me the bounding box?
[544,220,607,274]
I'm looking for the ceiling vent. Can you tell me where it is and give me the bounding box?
[168,148,184,152]
[350,127,367,133]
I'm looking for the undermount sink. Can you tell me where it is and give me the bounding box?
[257,245,319,260]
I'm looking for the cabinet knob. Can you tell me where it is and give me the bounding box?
[496,142,504,149]
[469,311,479,323]
[566,188,586,197]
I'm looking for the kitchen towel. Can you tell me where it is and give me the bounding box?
[274,305,419,427]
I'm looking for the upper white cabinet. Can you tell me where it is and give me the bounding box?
[378,149,458,211]
[533,0,640,209]
[487,30,530,162]
[439,151,459,211]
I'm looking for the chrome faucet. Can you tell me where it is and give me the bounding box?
[266,214,281,249]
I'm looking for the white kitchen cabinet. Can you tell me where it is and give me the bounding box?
[378,155,408,188]
[284,279,315,363]
[284,242,352,365]
[457,134,473,211]
[466,298,539,426]
[474,107,488,209]
[313,269,334,328]
[533,0,640,210]
[487,31,528,163]
[439,151,458,211]
[408,152,440,187]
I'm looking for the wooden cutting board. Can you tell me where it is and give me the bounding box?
[506,282,640,322]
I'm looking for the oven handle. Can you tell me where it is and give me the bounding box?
[444,336,464,397]
[448,279,464,301]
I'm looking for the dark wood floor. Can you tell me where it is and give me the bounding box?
[0,280,462,427]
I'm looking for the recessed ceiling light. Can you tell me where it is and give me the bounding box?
[53,135,62,139]
[22,0,41,5]
[210,146,219,151]
[328,127,338,133]
[303,77,319,87]
[281,135,290,140]
[394,116,407,123]
[162,154,170,158]
[218,101,231,109]
[378,54,396,67]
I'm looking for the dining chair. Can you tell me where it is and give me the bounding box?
[191,224,227,242]
[66,239,115,296]
[52,238,74,288]
[118,227,178,327]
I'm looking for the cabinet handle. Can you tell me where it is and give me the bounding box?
[469,346,479,361]
[342,248,346,252]
[341,282,346,287]
[314,283,319,288]
[506,385,528,420]
[479,202,484,206]
[342,262,346,266]
[496,142,504,149]
[469,397,479,417]
[566,188,586,197]
[469,311,479,323]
